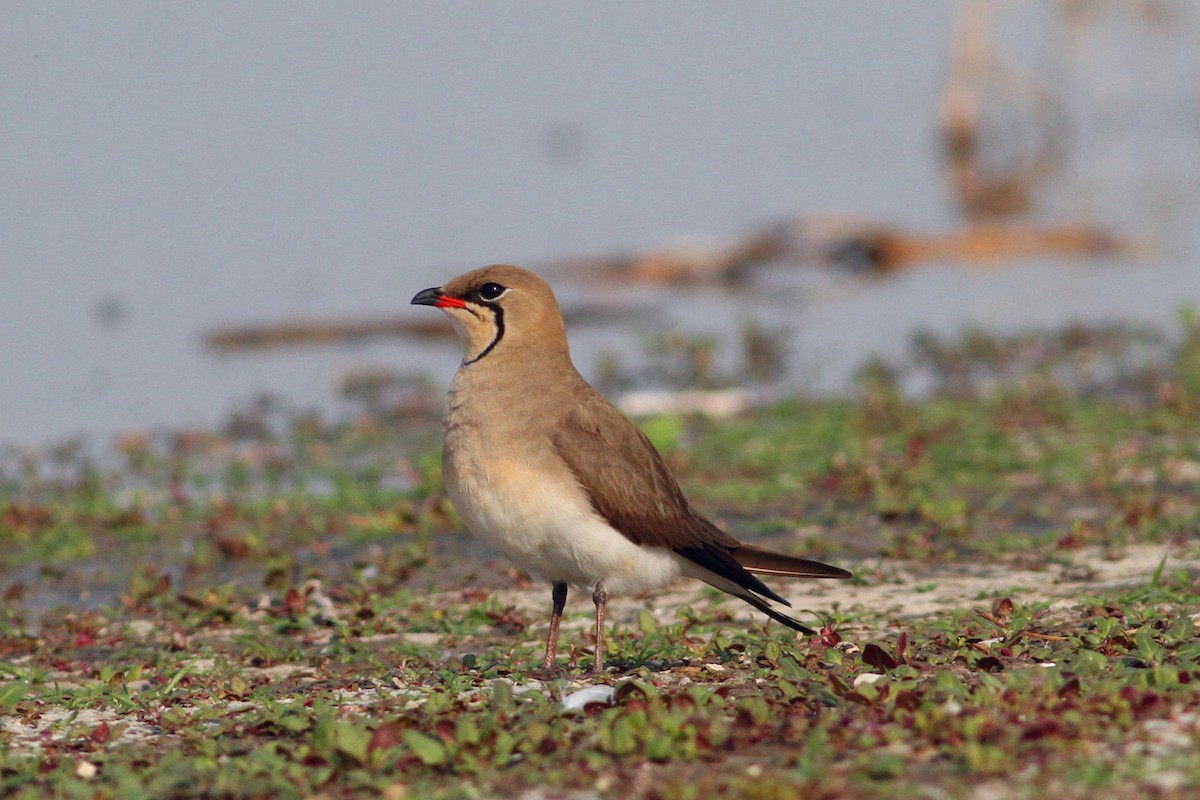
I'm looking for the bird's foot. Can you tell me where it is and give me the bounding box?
[529,662,571,682]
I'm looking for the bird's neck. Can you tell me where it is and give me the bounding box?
[449,341,581,420]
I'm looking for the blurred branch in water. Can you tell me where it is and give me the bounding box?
[207,316,450,350]
[205,216,1146,353]
[555,220,791,286]
[552,215,1144,285]
[824,221,1145,273]
[205,305,645,352]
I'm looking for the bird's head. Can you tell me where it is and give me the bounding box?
[411,265,569,366]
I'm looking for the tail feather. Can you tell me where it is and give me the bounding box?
[678,555,845,636]
[676,541,850,635]
[732,543,853,580]
[735,590,818,635]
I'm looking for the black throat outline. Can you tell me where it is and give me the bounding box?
[462,302,504,366]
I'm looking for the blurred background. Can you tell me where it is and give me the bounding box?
[4,1,1199,447]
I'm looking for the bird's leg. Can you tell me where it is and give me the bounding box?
[543,582,568,673]
[591,581,608,675]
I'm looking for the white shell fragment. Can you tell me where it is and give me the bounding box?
[560,685,616,713]
[853,672,887,687]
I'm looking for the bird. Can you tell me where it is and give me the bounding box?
[411,265,851,674]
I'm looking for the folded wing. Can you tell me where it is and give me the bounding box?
[549,394,850,634]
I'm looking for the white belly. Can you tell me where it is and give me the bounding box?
[444,452,682,594]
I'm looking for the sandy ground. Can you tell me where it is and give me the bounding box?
[5,543,1196,759]
[488,542,1200,633]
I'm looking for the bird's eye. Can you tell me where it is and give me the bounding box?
[478,282,506,301]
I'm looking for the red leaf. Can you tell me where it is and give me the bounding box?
[991,597,1015,623]
[975,656,1004,673]
[367,722,402,754]
[1020,719,1060,740]
[284,587,306,617]
[819,626,841,648]
[434,719,456,744]
[894,690,921,712]
[90,722,111,745]
[862,643,898,672]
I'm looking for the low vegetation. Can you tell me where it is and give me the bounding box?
[2,319,1199,799]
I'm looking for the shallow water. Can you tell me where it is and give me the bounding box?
[3,4,1199,447]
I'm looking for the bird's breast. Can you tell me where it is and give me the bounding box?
[441,386,681,593]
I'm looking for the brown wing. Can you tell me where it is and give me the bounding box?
[549,396,789,604]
